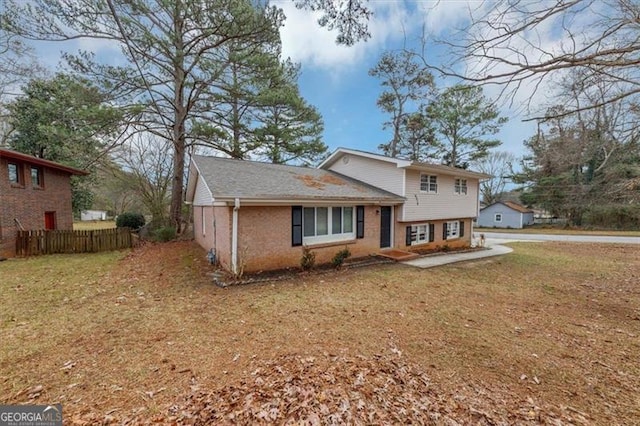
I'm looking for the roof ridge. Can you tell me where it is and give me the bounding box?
[192,155,317,171]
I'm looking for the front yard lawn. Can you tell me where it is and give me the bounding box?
[73,220,117,231]
[1,241,638,423]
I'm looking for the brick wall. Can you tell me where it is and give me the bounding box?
[191,203,474,274]
[236,205,383,273]
[0,158,74,257]
[394,215,473,252]
[193,205,232,269]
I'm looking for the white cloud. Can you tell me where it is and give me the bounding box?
[418,0,483,36]
[277,1,420,74]
[451,1,613,117]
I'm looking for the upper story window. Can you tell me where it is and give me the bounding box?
[454,178,468,195]
[495,213,502,222]
[8,162,23,186]
[31,166,43,188]
[420,174,437,193]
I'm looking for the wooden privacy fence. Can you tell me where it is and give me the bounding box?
[16,228,134,256]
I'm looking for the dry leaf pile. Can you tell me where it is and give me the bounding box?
[69,353,587,425]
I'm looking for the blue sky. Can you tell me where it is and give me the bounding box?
[23,0,560,160]
[276,1,540,159]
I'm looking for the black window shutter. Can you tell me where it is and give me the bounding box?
[405,226,412,246]
[356,206,365,239]
[459,221,465,238]
[292,206,303,246]
[442,222,448,240]
[429,224,435,242]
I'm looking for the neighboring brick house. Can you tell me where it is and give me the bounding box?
[0,148,87,257]
[186,148,489,274]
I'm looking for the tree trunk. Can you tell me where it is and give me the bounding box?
[169,3,186,233]
[170,113,186,233]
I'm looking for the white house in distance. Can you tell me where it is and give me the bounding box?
[186,147,490,274]
[477,201,534,229]
[80,210,108,221]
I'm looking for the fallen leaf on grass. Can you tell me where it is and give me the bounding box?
[61,360,76,370]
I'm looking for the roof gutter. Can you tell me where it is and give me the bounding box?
[404,164,490,180]
[210,197,405,206]
[0,148,88,175]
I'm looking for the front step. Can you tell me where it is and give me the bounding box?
[378,249,419,261]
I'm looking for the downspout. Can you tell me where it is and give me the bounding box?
[231,198,240,275]
[470,217,474,245]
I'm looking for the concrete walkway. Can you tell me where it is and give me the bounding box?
[402,243,514,269]
[402,230,640,269]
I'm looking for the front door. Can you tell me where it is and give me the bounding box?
[380,206,392,248]
[44,211,56,230]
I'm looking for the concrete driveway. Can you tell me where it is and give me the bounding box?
[480,232,640,245]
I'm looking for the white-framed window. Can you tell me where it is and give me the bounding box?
[495,213,502,222]
[446,220,459,239]
[409,223,429,245]
[303,206,354,244]
[420,174,437,193]
[454,178,467,195]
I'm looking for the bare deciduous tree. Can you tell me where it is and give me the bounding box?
[472,151,516,205]
[423,0,640,120]
[114,133,174,228]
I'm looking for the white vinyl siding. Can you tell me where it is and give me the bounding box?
[402,170,479,221]
[303,206,355,245]
[327,154,405,196]
[193,174,214,206]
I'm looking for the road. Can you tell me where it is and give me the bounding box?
[479,231,640,245]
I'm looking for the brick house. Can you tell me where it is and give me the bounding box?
[0,148,87,257]
[186,148,489,274]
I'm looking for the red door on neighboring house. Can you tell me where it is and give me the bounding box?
[44,211,56,230]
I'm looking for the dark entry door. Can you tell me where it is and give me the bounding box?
[44,211,56,230]
[380,206,392,248]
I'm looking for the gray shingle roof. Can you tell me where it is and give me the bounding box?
[192,156,404,202]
